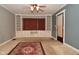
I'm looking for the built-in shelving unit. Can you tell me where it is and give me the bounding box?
[15,14,52,37]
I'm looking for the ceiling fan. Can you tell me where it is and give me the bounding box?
[30,4,46,13]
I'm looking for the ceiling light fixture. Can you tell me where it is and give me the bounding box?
[30,5,40,12]
[30,4,45,13]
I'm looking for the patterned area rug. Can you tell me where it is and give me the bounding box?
[8,42,45,55]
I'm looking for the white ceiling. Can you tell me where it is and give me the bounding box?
[1,4,66,15]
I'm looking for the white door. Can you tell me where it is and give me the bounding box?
[56,13,64,43]
[57,14,63,37]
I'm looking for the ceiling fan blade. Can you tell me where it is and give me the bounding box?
[23,6,30,9]
[39,8,44,12]
[31,4,37,6]
[39,6,46,7]
[39,5,46,7]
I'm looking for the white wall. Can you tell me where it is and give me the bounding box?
[16,31,51,38]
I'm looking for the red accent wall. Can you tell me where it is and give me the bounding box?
[23,18,37,30]
[23,18,45,30]
[38,18,45,30]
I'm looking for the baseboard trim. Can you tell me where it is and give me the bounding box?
[51,36,57,40]
[0,37,15,46]
[64,43,79,53]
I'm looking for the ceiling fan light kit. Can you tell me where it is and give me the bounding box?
[30,6,39,11]
[30,4,45,13]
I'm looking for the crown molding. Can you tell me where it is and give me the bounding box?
[15,13,52,16]
[0,5,15,15]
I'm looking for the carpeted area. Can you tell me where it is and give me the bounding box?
[8,42,45,55]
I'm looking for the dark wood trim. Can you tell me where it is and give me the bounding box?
[57,36,63,43]
[40,42,46,55]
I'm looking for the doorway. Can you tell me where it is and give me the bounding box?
[56,10,65,43]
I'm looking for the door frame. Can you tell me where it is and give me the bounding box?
[56,9,65,44]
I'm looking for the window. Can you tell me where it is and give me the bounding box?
[23,18,45,30]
